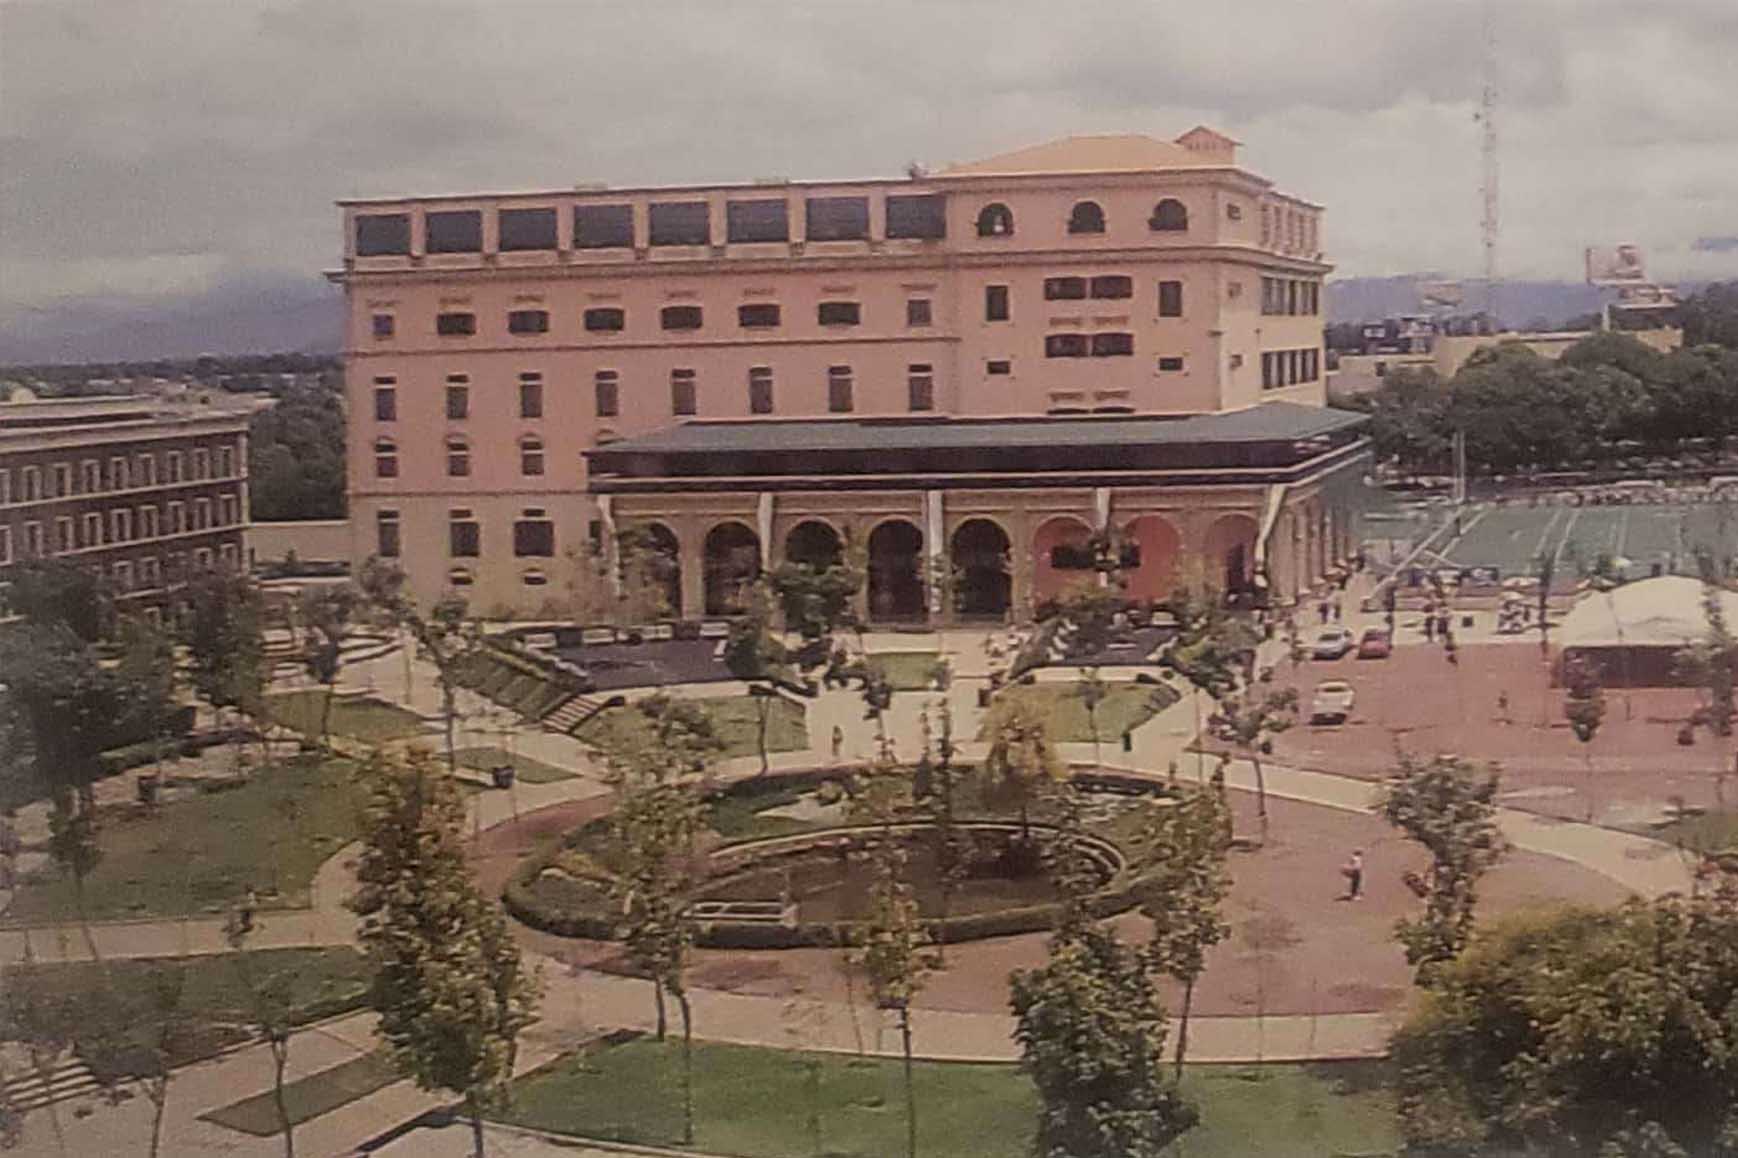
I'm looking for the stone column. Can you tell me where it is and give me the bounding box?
[757,492,775,570]
[597,495,620,596]
[925,490,945,620]
[675,517,705,620]
[1008,509,1034,624]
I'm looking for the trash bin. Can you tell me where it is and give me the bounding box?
[977,687,992,708]
[491,764,516,790]
[1121,732,1133,753]
[136,773,161,805]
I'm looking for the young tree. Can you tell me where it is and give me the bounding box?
[1534,550,1557,653]
[1206,686,1297,843]
[1391,888,1738,1156]
[116,614,182,786]
[1675,555,1737,809]
[4,558,112,642]
[348,748,539,1157]
[180,568,267,739]
[358,560,481,776]
[980,697,1065,844]
[225,911,302,1156]
[767,542,865,670]
[913,698,969,958]
[1159,584,1256,779]
[1140,786,1233,1077]
[298,584,361,751]
[1379,753,1509,978]
[722,581,793,775]
[1075,666,1108,770]
[134,969,196,1158]
[1562,654,1607,822]
[0,944,75,1155]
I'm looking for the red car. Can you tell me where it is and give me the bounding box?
[1356,627,1393,659]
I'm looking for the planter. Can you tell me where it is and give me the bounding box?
[491,764,517,790]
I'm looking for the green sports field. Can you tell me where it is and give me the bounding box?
[1432,502,1738,581]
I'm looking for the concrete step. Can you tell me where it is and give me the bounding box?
[544,694,601,732]
[2,1058,102,1112]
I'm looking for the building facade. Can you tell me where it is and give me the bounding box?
[333,128,1351,617]
[0,396,251,618]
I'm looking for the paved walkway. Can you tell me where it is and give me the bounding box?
[0,624,1699,1156]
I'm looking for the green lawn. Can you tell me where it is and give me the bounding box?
[455,746,577,784]
[869,651,944,692]
[202,1051,400,1136]
[575,696,808,761]
[5,756,363,922]
[265,690,428,743]
[1656,808,1738,855]
[997,681,1178,745]
[1,948,371,1078]
[494,1038,1399,1158]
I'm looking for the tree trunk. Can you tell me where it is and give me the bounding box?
[1584,748,1596,824]
[1174,977,1195,1080]
[467,1094,486,1158]
[146,1080,169,1158]
[319,682,337,752]
[899,1004,917,1158]
[441,683,458,778]
[757,693,771,775]
[652,976,667,1041]
[1251,754,1269,844]
[271,1038,295,1157]
[677,987,695,1147]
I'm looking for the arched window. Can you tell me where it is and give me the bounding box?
[1066,201,1105,235]
[445,435,470,478]
[519,434,545,477]
[373,437,398,479]
[975,203,1014,237]
[1149,198,1188,232]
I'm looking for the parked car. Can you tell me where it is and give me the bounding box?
[1356,627,1393,659]
[1309,680,1357,724]
[1311,627,1356,660]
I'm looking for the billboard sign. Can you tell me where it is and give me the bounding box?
[1417,280,1464,308]
[1585,244,1647,286]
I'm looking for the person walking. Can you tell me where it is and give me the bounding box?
[1341,850,1365,901]
[830,724,844,764]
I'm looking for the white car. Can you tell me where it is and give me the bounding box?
[1311,627,1355,660]
[1310,680,1356,723]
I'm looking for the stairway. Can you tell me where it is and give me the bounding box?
[544,693,605,734]
[1,1058,102,1113]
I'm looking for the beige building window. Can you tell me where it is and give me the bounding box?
[513,510,555,557]
[374,438,398,479]
[166,452,183,483]
[372,313,395,339]
[1149,198,1188,232]
[508,308,549,335]
[24,522,44,558]
[20,466,41,501]
[817,301,861,327]
[0,469,10,504]
[595,370,620,418]
[906,298,932,327]
[1067,201,1105,234]
[137,453,158,486]
[827,365,854,413]
[738,303,780,329]
[519,373,544,419]
[375,384,397,421]
[748,366,774,415]
[445,436,471,477]
[142,506,160,538]
[191,448,210,480]
[376,510,401,558]
[1158,280,1184,318]
[671,369,697,417]
[449,509,480,558]
[445,380,470,420]
[55,516,74,553]
[976,203,1014,238]
[661,305,704,331]
[111,456,131,490]
[0,525,11,565]
[520,435,545,476]
[907,364,935,412]
[985,284,1010,322]
[584,307,625,332]
[168,502,186,534]
[54,463,73,498]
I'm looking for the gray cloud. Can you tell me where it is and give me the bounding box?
[2,0,1735,335]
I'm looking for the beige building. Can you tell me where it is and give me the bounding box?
[332,129,1359,618]
[0,396,250,618]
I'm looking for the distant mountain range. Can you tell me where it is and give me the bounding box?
[0,272,1696,365]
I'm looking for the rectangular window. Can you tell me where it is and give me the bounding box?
[513,516,555,558]
[446,438,470,477]
[0,469,9,505]
[425,209,483,253]
[190,450,208,481]
[354,213,411,256]
[21,466,41,501]
[584,306,625,332]
[906,298,932,327]
[648,201,710,246]
[377,511,401,558]
[142,506,160,537]
[166,453,183,483]
[449,510,480,557]
[193,499,211,530]
[748,366,774,415]
[436,312,476,336]
[372,313,396,339]
[986,359,1012,375]
[111,509,132,541]
[0,525,11,565]
[53,463,72,498]
[167,502,185,534]
[671,369,697,416]
[737,302,781,328]
[54,516,74,554]
[817,301,861,326]
[1262,352,1277,390]
[83,513,103,547]
[1045,334,1089,358]
[804,196,870,242]
[113,561,133,592]
[139,455,158,486]
[519,374,544,418]
[446,382,470,420]
[985,284,1010,322]
[521,438,545,476]
[508,309,549,334]
[884,194,947,240]
[827,365,854,413]
[573,203,635,248]
[725,199,789,243]
[110,456,130,490]
[218,446,235,477]
[1090,332,1135,357]
[1287,281,1300,316]
[1044,277,1088,301]
[661,305,704,331]
[140,557,159,587]
[374,385,397,421]
[23,522,43,558]
[1157,356,1186,372]
[907,364,935,412]
[1090,275,1133,299]
[1158,280,1184,318]
[498,207,558,251]
[595,370,620,418]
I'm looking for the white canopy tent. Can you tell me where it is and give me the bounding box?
[1555,575,1738,685]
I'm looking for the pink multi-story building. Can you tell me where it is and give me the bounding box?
[333,129,1362,619]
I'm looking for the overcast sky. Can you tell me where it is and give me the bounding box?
[3,0,1736,321]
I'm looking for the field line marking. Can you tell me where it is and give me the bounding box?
[1552,507,1582,570]
[1528,506,1564,561]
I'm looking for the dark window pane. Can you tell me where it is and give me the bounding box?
[986,360,1011,375]
[584,307,625,332]
[1091,332,1134,357]
[1045,334,1088,358]
[748,368,774,414]
[661,305,704,331]
[377,515,401,558]
[726,199,789,243]
[1149,199,1189,232]
[885,194,946,240]
[372,313,396,338]
[671,372,696,416]
[907,365,935,411]
[975,203,1014,237]
[436,312,476,336]
[648,201,710,246]
[1157,356,1185,372]
[805,196,869,241]
[1067,201,1105,234]
[498,207,557,251]
[446,386,469,419]
[1090,275,1133,299]
[519,381,543,418]
[450,520,480,557]
[513,520,555,557]
[425,210,483,253]
[738,303,781,328]
[595,375,619,417]
[1158,281,1184,317]
[574,203,635,248]
[355,214,410,256]
[374,388,396,421]
[985,284,1010,321]
[827,367,853,413]
[507,309,549,334]
[906,298,932,326]
[1044,277,1087,301]
[817,301,860,326]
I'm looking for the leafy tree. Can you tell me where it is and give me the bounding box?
[1678,279,1738,348]
[116,614,182,782]
[1379,753,1509,977]
[1675,554,1738,808]
[0,944,75,1154]
[358,560,480,776]
[180,568,267,736]
[1562,654,1607,821]
[1140,785,1232,1077]
[722,584,793,775]
[1391,888,1738,1156]
[1075,667,1108,770]
[612,525,680,624]
[980,697,1065,843]
[767,541,865,669]
[914,696,969,955]
[1009,916,1197,1158]
[297,584,361,751]
[133,969,196,1158]
[349,748,539,1157]
[1159,582,1257,779]
[249,379,346,521]
[1206,686,1296,843]
[225,911,302,1156]
[4,558,112,641]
